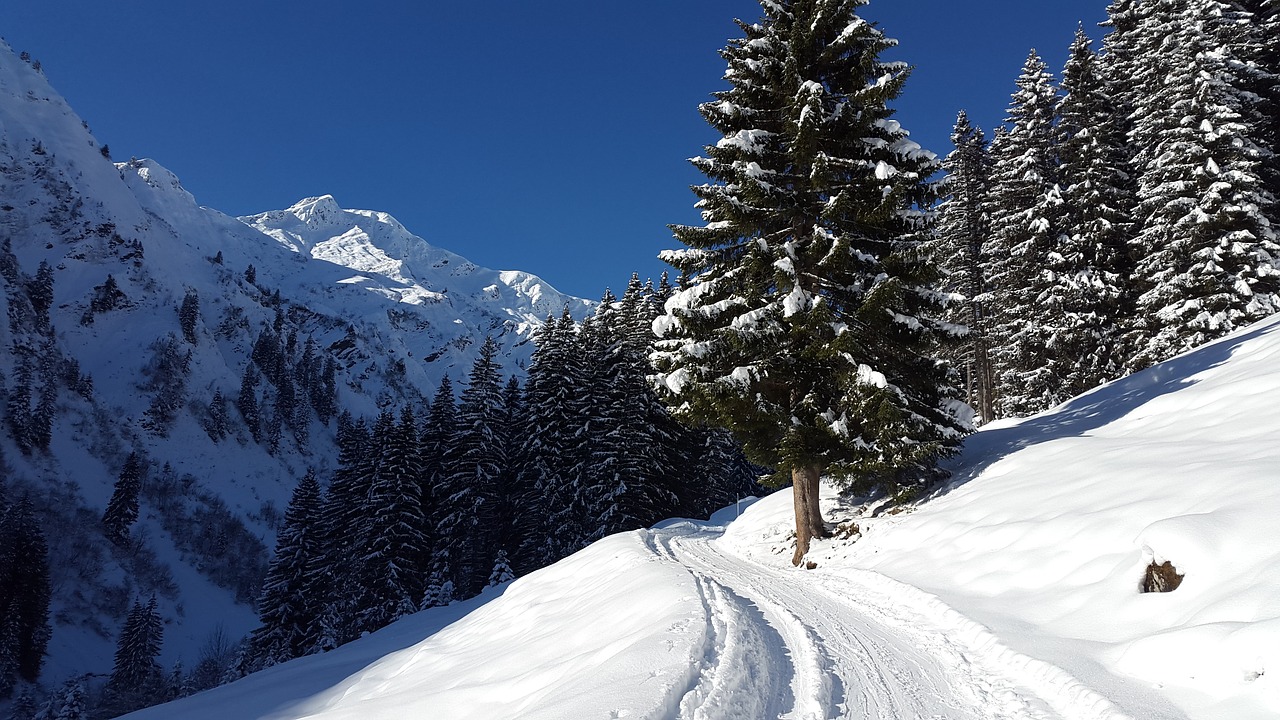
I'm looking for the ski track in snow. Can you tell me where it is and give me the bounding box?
[648,521,1130,720]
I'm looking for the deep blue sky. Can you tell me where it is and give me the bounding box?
[2,1,1108,301]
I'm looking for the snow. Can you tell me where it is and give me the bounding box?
[126,310,1280,720]
[0,39,597,688]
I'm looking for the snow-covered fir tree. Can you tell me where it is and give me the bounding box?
[356,407,428,629]
[1052,28,1133,397]
[101,451,145,546]
[1125,0,1280,368]
[513,311,589,574]
[0,496,51,695]
[983,50,1070,417]
[652,0,969,564]
[312,415,371,649]
[419,377,458,608]
[934,111,995,422]
[437,338,508,598]
[101,596,165,716]
[247,469,324,669]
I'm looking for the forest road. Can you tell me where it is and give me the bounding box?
[645,521,1132,720]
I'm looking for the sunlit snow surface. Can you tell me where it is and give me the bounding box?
[126,316,1280,719]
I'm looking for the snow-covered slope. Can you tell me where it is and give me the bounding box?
[124,314,1280,719]
[0,41,589,685]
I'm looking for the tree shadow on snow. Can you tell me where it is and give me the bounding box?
[930,320,1280,500]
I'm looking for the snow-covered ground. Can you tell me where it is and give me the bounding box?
[125,316,1280,719]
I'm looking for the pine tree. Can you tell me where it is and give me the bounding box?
[25,261,53,329]
[248,469,324,668]
[102,597,164,715]
[312,415,370,650]
[8,687,36,720]
[934,111,995,422]
[42,680,87,720]
[1054,28,1134,397]
[325,410,393,641]
[584,280,680,540]
[1126,0,1280,368]
[487,550,515,587]
[1233,0,1280,219]
[0,615,17,700]
[494,375,524,557]
[178,288,199,345]
[6,357,34,456]
[512,311,589,573]
[0,498,50,687]
[652,0,968,564]
[357,408,427,629]
[418,378,457,608]
[102,451,145,545]
[983,50,1068,417]
[237,365,261,443]
[437,338,506,598]
[205,389,230,442]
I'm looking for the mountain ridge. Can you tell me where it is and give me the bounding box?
[0,39,593,689]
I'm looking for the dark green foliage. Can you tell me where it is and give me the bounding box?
[248,470,324,669]
[983,50,1068,417]
[8,687,36,720]
[653,0,967,497]
[102,452,145,546]
[934,111,995,422]
[356,409,428,630]
[313,416,371,647]
[5,353,36,456]
[581,279,682,542]
[438,338,506,597]
[203,389,231,442]
[1053,28,1134,396]
[40,679,87,720]
[101,597,164,715]
[178,288,199,345]
[419,378,458,608]
[25,261,52,327]
[0,497,51,694]
[512,311,589,573]
[1124,0,1280,368]
[237,366,261,443]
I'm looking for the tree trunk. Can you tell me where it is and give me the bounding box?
[790,464,825,566]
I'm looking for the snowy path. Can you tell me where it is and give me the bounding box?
[649,521,1129,720]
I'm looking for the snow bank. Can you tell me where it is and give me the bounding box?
[125,532,705,720]
[721,314,1280,720]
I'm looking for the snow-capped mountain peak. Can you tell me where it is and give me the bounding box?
[0,39,593,691]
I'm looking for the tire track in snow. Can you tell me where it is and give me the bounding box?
[649,527,797,719]
[812,570,1134,720]
[649,522,1131,720]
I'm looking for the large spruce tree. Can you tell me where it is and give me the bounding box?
[983,50,1068,417]
[437,338,506,597]
[248,469,324,668]
[652,0,968,564]
[934,111,995,422]
[0,497,51,694]
[1054,28,1133,397]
